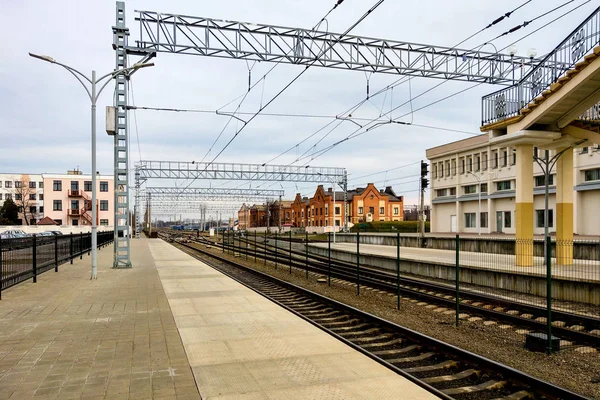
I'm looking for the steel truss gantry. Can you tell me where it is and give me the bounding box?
[144,187,285,200]
[136,160,346,183]
[132,10,547,85]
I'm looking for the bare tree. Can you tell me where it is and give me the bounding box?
[12,174,37,226]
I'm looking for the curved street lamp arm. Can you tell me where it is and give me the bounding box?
[60,66,93,101]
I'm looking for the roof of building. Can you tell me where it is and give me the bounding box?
[36,216,59,226]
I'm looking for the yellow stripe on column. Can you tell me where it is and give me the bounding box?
[556,202,574,265]
[515,202,534,267]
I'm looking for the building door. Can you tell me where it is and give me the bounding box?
[72,219,79,226]
[450,215,457,232]
[496,211,503,233]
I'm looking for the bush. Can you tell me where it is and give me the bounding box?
[349,221,430,233]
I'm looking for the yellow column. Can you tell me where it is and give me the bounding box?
[515,145,534,267]
[555,148,574,265]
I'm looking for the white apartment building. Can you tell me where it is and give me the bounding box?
[0,173,44,225]
[425,134,600,235]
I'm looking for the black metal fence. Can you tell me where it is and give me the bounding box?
[0,231,113,297]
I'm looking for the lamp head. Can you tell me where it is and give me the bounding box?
[29,52,55,63]
[527,48,537,59]
[508,45,517,57]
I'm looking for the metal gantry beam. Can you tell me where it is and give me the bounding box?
[132,11,547,85]
[145,187,285,198]
[137,160,346,184]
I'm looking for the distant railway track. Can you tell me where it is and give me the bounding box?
[167,235,589,400]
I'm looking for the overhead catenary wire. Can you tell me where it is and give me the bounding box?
[285,0,591,167]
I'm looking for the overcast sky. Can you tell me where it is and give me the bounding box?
[1,0,596,216]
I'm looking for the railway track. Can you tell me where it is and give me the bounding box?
[168,236,589,400]
[205,233,600,349]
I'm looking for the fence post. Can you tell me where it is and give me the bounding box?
[264,233,267,265]
[32,234,37,283]
[305,230,309,279]
[274,232,278,269]
[222,230,225,254]
[80,232,83,260]
[246,232,249,261]
[328,232,331,286]
[546,236,553,354]
[87,232,90,256]
[0,236,3,299]
[54,234,59,272]
[70,233,74,264]
[455,234,460,327]
[289,230,292,274]
[396,232,401,310]
[254,231,257,262]
[356,231,360,296]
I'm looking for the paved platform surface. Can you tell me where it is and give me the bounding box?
[0,240,200,400]
[150,240,438,400]
[309,242,600,282]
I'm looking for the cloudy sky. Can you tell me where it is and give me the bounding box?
[1,0,596,217]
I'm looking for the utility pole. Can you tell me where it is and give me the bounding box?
[278,195,282,232]
[266,199,270,234]
[419,160,429,247]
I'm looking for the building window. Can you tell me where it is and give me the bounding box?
[502,150,508,167]
[71,200,79,210]
[449,187,457,196]
[483,153,488,171]
[451,159,457,175]
[15,181,22,188]
[5,181,12,188]
[436,189,448,197]
[29,181,36,189]
[39,181,43,188]
[465,213,476,228]
[100,219,109,226]
[29,218,36,225]
[29,206,36,214]
[440,163,444,178]
[433,164,438,179]
[358,207,364,215]
[512,149,516,165]
[379,207,384,214]
[53,180,62,191]
[84,181,92,191]
[71,181,79,191]
[536,209,554,228]
[504,211,512,228]
[72,220,79,226]
[480,183,488,193]
[100,181,109,192]
[15,194,22,201]
[496,180,511,191]
[492,151,498,169]
[53,200,62,211]
[0,194,2,200]
[29,194,36,200]
[40,206,44,213]
[39,194,44,201]
[534,175,554,187]
[5,194,11,200]
[369,207,374,214]
[325,206,328,216]
[461,158,465,174]
[17,206,23,213]
[463,185,477,194]
[480,212,488,228]
[335,206,340,215]
[584,168,600,181]
[468,157,473,172]
[394,207,399,215]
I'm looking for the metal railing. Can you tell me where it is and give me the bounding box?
[0,231,114,296]
[482,6,600,125]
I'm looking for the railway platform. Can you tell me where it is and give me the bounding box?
[0,238,438,400]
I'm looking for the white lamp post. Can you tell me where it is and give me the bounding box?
[29,52,153,279]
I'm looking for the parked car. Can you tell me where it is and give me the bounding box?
[2,229,27,238]
[50,231,64,236]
